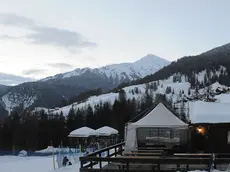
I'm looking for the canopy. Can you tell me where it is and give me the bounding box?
[68,126,98,138]
[189,101,230,124]
[96,126,118,136]
[132,102,188,128]
[125,102,188,151]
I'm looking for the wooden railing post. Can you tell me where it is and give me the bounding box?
[90,161,93,168]
[115,147,117,157]
[80,158,84,168]
[118,145,121,155]
[99,152,102,168]
[107,149,110,157]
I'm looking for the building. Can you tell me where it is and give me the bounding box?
[125,101,188,151]
[189,101,230,153]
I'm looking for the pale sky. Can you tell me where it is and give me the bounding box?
[1,0,230,83]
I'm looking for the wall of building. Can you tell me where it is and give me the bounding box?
[189,123,230,153]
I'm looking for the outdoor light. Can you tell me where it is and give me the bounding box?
[197,126,202,133]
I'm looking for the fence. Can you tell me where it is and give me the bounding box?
[80,141,125,170]
[80,146,230,172]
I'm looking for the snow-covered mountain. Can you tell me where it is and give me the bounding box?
[0,54,169,115]
[34,70,230,117]
[41,54,169,83]
[32,42,230,117]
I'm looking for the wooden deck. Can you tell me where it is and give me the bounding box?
[79,142,230,172]
[102,163,213,172]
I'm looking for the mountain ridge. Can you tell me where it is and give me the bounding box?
[0,54,169,115]
[33,42,230,116]
[40,54,169,82]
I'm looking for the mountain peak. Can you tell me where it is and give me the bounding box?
[134,54,170,66]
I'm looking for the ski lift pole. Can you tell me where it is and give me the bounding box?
[51,141,56,170]
[79,144,82,156]
[59,145,61,168]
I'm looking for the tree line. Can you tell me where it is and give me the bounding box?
[0,89,181,152]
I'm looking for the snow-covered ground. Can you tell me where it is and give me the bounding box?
[0,155,108,172]
[0,155,224,172]
[0,147,117,172]
[0,156,55,172]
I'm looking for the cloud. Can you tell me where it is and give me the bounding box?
[22,69,47,76]
[0,34,18,40]
[0,72,34,85]
[48,63,74,69]
[0,13,96,51]
[0,13,34,27]
[27,26,96,49]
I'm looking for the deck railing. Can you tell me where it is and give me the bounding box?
[80,147,230,172]
[80,141,125,170]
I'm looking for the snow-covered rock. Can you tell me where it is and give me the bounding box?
[18,150,27,157]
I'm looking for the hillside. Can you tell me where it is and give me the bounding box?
[0,85,9,95]
[136,43,230,86]
[33,43,230,118]
[0,54,169,114]
[38,73,229,117]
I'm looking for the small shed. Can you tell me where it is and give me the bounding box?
[68,127,98,148]
[125,102,188,151]
[189,101,230,153]
[96,126,119,146]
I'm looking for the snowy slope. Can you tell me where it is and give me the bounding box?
[2,91,38,113]
[43,75,191,116]
[41,54,170,82]
[34,67,230,117]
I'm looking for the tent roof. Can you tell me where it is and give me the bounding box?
[189,101,230,124]
[96,126,118,136]
[131,102,188,128]
[68,126,98,137]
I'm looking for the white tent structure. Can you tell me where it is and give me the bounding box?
[96,126,118,136]
[125,102,188,151]
[68,126,98,138]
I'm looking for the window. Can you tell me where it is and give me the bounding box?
[147,128,158,137]
[156,128,170,138]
